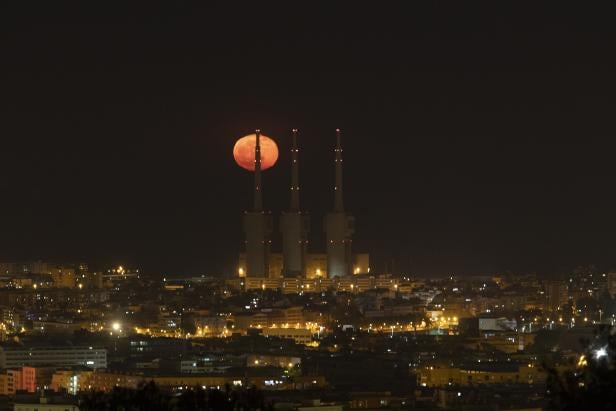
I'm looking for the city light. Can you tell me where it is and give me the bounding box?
[577,354,588,367]
[3,8,614,409]
[594,346,608,360]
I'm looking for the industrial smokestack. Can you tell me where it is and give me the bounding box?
[325,128,354,277]
[281,128,309,277]
[253,129,262,211]
[243,129,272,278]
[334,128,344,212]
[290,128,300,212]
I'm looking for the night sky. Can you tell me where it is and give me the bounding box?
[1,3,616,277]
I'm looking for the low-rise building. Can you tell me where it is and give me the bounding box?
[417,363,545,387]
[0,367,36,395]
[261,327,313,345]
[0,346,106,369]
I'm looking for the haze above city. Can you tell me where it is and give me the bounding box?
[1,3,615,277]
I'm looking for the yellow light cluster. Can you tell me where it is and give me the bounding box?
[362,320,428,333]
[247,322,321,332]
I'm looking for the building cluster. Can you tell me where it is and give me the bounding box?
[0,258,614,409]
[0,134,615,409]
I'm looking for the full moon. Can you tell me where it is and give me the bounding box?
[233,133,279,171]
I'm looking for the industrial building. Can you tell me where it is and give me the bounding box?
[239,129,368,281]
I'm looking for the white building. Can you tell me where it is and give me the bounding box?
[262,327,313,345]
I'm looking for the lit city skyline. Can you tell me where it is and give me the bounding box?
[0,3,615,411]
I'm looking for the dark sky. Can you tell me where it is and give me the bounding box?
[1,3,615,277]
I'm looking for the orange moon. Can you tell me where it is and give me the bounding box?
[233,133,279,171]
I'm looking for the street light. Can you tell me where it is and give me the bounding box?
[594,346,608,360]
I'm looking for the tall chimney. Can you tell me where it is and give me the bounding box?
[290,128,300,212]
[253,129,262,211]
[334,128,344,212]
[242,129,272,278]
[280,128,309,277]
[325,128,354,278]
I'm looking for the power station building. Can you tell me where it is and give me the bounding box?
[239,129,368,281]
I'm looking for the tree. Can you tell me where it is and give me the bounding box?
[546,325,616,410]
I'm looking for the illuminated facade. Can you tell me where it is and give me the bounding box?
[261,327,313,345]
[417,364,545,387]
[49,267,76,288]
[544,280,568,312]
[0,367,36,395]
[238,252,369,281]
